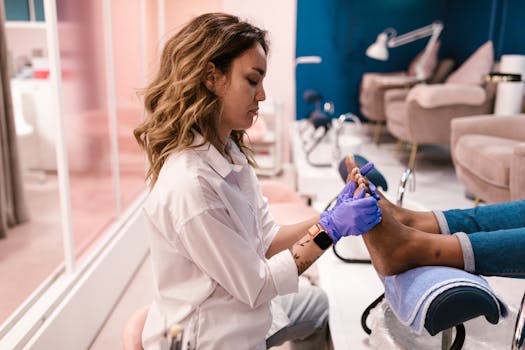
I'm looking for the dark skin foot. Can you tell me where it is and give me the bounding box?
[361,204,419,276]
[342,155,464,275]
[344,155,440,234]
[362,204,464,276]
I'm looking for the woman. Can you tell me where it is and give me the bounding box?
[345,156,525,279]
[134,13,381,350]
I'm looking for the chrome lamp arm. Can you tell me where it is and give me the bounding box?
[366,21,443,80]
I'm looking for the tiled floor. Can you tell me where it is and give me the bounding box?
[89,128,524,349]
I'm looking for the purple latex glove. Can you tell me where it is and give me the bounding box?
[367,181,381,201]
[335,180,358,208]
[358,161,381,201]
[359,161,375,176]
[319,189,382,243]
[336,162,379,207]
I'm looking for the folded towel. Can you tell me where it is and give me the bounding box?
[383,266,508,335]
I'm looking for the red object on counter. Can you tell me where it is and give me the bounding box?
[33,70,50,79]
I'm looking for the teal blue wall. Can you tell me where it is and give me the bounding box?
[296,0,525,121]
[4,0,45,21]
[4,0,30,21]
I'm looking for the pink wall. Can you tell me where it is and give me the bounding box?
[112,0,142,107]
[145,0,159,84]
[141,1,223,92]
[164,0,222,37]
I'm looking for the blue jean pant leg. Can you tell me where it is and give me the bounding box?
[468,227,525,278]
[266,284,329,350]
[443,200,525,234]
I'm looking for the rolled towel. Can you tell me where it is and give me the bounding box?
[383,266,508,335]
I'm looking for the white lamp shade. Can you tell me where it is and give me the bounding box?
[366,32,389,61]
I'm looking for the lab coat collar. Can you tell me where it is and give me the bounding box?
[192,131,247,178]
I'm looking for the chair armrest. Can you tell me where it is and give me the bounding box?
[373,76,424,89]
[384,88,411,104]
[361,71,407,90]
[514,142,525,156]
[510,142,525,201]
[451,115,525,146]
[407,84,486,109]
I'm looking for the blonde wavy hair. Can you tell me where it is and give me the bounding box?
[134,13,269,187]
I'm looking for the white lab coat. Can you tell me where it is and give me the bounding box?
[142,133,298,350]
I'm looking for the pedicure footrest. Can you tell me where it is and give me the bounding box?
[362,285,501,349]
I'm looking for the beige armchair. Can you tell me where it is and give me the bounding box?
[451,114,525,204]
[384,41,495,169]
[359,41,454,143]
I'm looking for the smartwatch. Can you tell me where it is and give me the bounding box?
[308,224,333,250]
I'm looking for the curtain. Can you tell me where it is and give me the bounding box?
[0,1,29,238]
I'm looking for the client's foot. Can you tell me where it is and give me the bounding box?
[344,155,411,226]
[362,204,421,276]
[363,203,464,275]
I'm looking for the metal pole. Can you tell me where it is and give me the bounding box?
[102,0,121,217]
[43,0,75,273]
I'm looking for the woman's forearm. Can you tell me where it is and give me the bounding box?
[266,217,330,275]
[265,214,320,259]
[290,233,327,274]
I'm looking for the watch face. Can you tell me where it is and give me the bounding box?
[313,231,333,250]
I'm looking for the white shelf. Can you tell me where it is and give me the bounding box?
[6,21,46,30]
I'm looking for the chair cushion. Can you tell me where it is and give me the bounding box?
[446,41,494,85]
[408,40,441,79]
[384,100,407,126]
[406,84,486,108]
[384,100,410,141]
[454,134,520,187]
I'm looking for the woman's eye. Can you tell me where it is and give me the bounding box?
[247,78,258,86]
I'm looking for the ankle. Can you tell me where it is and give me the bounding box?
[381,200,411,226]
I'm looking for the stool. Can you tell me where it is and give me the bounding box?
[122,305,150,350]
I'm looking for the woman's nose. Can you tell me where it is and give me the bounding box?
[256,86,266,101]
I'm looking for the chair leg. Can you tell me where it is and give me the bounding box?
[372,121,382,144]
[441,327,453,350]
[395,139,404,152]
[408,143,418,170]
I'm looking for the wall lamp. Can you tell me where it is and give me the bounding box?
[366,21,443,79]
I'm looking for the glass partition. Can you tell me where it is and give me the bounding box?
[2,20,63,325]
[0,0,148,326]
[56,0,117,257]
[111,0,147,210]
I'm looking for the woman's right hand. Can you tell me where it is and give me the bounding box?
[319,187,382,243]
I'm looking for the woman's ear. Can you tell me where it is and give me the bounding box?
[203,62,216,92]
